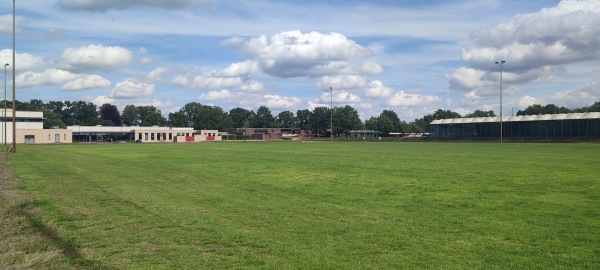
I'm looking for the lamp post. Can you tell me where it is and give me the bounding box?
[495,60,505,143]
[329,87,333,142]
[3,63,8,145]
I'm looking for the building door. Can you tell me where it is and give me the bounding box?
[24,135,35,144]
[55,134,61,143]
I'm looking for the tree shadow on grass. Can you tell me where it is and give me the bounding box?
[14,201,115,270]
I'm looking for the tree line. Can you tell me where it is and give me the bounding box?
[3,99,599,136]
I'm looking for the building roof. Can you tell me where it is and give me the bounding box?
[1,109,43,119]
[68,125,195,133]
[430,112,600,125]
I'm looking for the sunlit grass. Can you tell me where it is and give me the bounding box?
[6,142,600,269]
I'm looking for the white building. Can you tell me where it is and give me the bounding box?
[1,109,72,144]
[1,109,220,144]
[69,126,222,143]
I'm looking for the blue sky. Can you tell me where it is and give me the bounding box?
[2,0,599,121]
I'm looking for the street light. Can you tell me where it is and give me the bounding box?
[495,60,505,143]
[3,63,8,146]
[329,87,333,142]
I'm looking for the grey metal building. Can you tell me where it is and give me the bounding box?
[429,112,600,140]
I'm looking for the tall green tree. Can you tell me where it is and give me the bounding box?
[42,109,66,129]
[364,117,379,131]
[121,105,165,126]
[276,111,296,128]
[229,107,253,128]
[168,110,188,127]
[243,113,257,128]
[377,110,401,136]
[409,122,425,133]
[296,109,313,131]
[414,109,461,131]
[121,105,139,126]
[62,101,99,126]
[28,99,45,111]
[137,106,166,126]
[311,107,330,136]
[195,105,232,130]
[46,101,65,114]
[465,110,495,118]
[255,106,275,128]
[517,104,571,116]
[169,102,231,130]
[332,105,362,136]
[99,103,122,126]
[577,101,600,112]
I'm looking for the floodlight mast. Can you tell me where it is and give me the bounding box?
[11,0,16,152]
[495,60,505,144]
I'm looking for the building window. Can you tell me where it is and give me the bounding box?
[151,133,155,140]
[145,133,148,140]
[157,133,161,140]
[169,133,172,140]
[64,134,66,140]
[138,133,142,140]
[48,134,51,140]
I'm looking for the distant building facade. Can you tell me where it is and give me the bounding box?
[71,126,222,143]
[228,128,311,140]
[429,112,600,140]
[1,109,72,144]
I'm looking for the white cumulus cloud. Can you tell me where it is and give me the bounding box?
[387,91,440,107]
[190,76,243,89]
[16,68,110,91]
[90,96,116,107]
[548,80,600,108]
[218,60,260,77]
[447,67,489,91]
[320,90,361,104]
[147,67,168,81]
[451,0,600,94]
[0,49,45,72]
[225,30,376,78]
[316,75,368,90]
[60,45,133,72]
[198,89,234,101]
[17,68,78,88]
[0,15,26,35]
[263,94,302,109]
[517,95,541,109]
[110,78,155,99]
[62,75,111,91]
[238,80,264,92]
[365,80,394,98]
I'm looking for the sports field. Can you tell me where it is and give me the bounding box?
[2,142,599,269]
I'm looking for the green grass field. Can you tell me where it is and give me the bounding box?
[3,142,600,269]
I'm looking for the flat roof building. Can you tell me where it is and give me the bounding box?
[429,112,600,140]
[1,109,71,144]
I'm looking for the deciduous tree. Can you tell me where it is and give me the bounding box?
[255,106,275,128]
[99,103,122,126]
[276,111,295,128]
